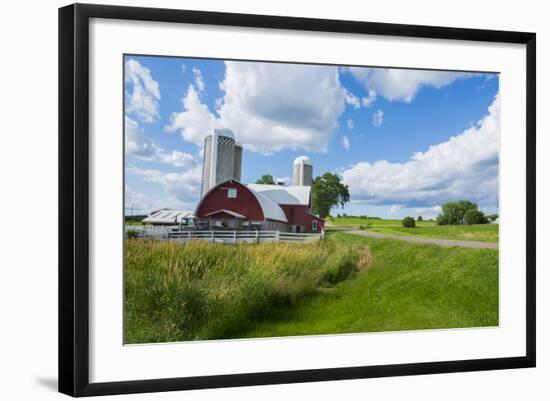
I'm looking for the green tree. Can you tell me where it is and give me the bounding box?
[436,200,478,225]
[402,216,416,228]
[487,213,499,223]
[464,209,489,225]
[417,215,423,221]
[311,173,350,218]
[255,174,275,185]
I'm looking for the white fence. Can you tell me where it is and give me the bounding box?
[126,226,323,244]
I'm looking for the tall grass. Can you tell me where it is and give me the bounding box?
[124,238,367,343]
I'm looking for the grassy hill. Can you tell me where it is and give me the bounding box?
[242,232,499,338]
[327,216,498,243]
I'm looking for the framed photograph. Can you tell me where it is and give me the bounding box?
[59,3,536,397]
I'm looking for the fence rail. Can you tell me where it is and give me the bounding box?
[126,226,324,244]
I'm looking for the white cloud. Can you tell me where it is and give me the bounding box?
[345,67,474,102]
[389,204,403,215]
[126,116,198,169]
[372,110,384,127]
[345,91,361,109]
[166,85,219,146]
[341,95,499,209]
[167,61,347,154]
[125,59,161,122]
[125,116,158,158]
[127,165,203,204]
[125,185,197,214]
[361,90,377,107]
[181,64,186,74]
[192,67,205,93]
[341,135,351,151]
[347,119,354,130]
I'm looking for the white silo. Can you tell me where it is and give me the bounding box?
[292,156,313,186]
[201,128,242,196]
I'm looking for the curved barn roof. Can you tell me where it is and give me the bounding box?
[251,190,288,222]
[247,184,311,206]
[195,180,288,223]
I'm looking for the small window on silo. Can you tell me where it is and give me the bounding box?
[227,188,237,198]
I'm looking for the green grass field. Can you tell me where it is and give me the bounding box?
[124,237,368,343]
[242,232,499,338]
[327,216,499,243]
[125,232,499,343]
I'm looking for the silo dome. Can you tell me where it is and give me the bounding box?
[213,128,235,140]
[292,156,313,186]
[293,156,312,166]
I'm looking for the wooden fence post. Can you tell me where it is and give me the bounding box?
[233,230,237,244]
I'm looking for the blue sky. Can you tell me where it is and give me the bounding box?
[124,55,499,219]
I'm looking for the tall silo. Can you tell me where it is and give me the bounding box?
[292,156,313,186]
[201,128,242,197]
[233,142,243,181]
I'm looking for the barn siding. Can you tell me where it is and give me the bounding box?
[196,181,265,221]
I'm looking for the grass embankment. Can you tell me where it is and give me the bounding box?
[125,238,369,344]
[327,216,498,243]
[242,232,499,338]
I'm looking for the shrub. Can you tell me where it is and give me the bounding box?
[417,215,423,221]
[464,209,489,225]
[126,229,140,239]
[402,216,416,228]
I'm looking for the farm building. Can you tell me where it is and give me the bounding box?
[142,209,194,226]
[194,178,324,233]
[194,132,324,233]
[140,129,325,234]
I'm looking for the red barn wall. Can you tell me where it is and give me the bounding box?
[195,181,264,220]
[281,205,325,233]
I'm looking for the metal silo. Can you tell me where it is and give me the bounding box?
[233,142,243,181]
[292,156,313,186]
[201,128,240,197]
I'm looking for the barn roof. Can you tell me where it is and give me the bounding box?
[251,190,288,222]
[195,180,288,223]
[142,209,194,224]
[246,184,311,206]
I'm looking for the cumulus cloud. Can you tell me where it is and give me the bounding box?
[341,95,499,209]
[166,85,219,146]
[344,67,475,102]
[345,91,361,109]
[361,90,377,107]
[125,116,197,169]
[125,116,158,158]
[192,67,205,93]
[167,61,347,154]
[341,135,351,151]
[125,59,161,122]
[372,110,384,127]
[127,165,203,203]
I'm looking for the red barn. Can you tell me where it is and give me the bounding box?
[194,180,324,233]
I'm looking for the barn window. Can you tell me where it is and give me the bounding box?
[312,220,318,231]
[227,188,237,198]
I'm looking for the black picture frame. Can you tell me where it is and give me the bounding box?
[59,3,536,397]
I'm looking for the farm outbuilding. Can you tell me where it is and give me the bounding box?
[142,209,194,226]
